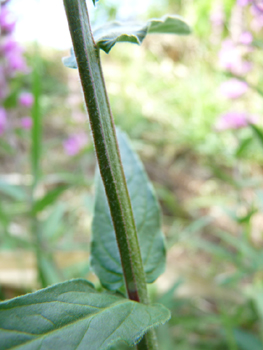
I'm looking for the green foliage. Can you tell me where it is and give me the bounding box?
[0,279,170,350]
[234,329,263,350]
[63,15,190,68]
[32,185,69,214]
[31,51,43,187]
[0,180,27,201]
[250,124,263,148]
[91,129,166,291]
[94,15,190,53]
[3,0,263,349]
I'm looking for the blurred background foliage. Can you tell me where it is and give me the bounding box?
[1,0,263,349]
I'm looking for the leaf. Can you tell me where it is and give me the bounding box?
[249,285,263,322]
[191,237,238,264]
[250,123,263,148]
[32,185,68,214]
[38,254,63,288]
[147,15,191,35]
[0,179,27,201]
[93,21,148,53]
[62,47,77,69]
[63,15,190,68]
[233,329,263,350]
[42,203,66,241]
[94,15,190,53]
[91,129,166,291]
[235,136,253,158]
[62,55,77,70]
[0,279,170,350]
[158,278,184,309]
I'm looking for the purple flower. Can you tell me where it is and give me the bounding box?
[240,61,253,74]
[215,111,257,131]
[219,40,241,71]
[0,6,16,33]
[237,0,252,6]
[210,10,224,27]
[20,117,32,130]
[0,107,7,135]
[252,1,263,14]
[219,79,248,99]
[63,132,88,156]
[239,31,253,45]
[251,5,263,32]
[218,39,253,75]
[1,36,28,75]
[6,51,28,74]
[19,92,34,107]
[2,36,23,55]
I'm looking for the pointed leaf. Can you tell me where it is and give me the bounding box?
[250,123,263,148]
[32,185,68,214]
[91,129,166,291]
[0,279,170,350]
[63,15,190,67]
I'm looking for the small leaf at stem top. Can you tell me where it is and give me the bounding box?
[91,129,166,291]
[0,279,170,350]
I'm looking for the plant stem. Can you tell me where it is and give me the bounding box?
[31,46,45,287]
[63,0,158,348]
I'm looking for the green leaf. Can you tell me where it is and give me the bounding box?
[94,15,190,53]
[235,136,253,158]
[147,15,191,35]
[62,54,77,70]
[62,47,77,69]
[93,21,148,53]
[0,279,170,350]
[91,129,166,291]
[0,179,27,201]
[250,123,263,148]
[38,254,63,287]
[42,203,66,241]
[63,15,190,68]
[32,185,68,214]
[234,329,263,350]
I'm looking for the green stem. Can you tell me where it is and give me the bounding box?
[31,47,45,287]
[63,0,158,349]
